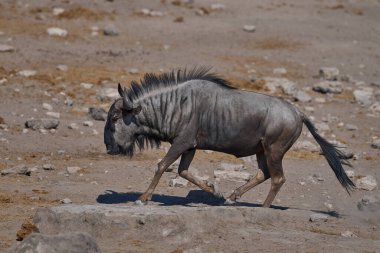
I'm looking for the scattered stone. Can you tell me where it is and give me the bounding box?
[138,9,164,17]
[42,164,55,171]
[319,67,339,81]
[47,27,68,37]
[309,213,329,222]
[46,111,60,119]
[0,44,15,53]
[80,82,94,89]
[42,103,53,111]
[8,232,101,253]
[169,177,188,187]
[66,166,82,174]
[356,175,377,191]
[324,202,333,212]
[353,89,373,107]
[210,3,226,11]
[0,78,7,84]
[312,81,343,94]
[17,70,37,77]
[83,121,94,127]
[273,68,287,75]
[315,97,326,103]
[345,169,355,178]
[243,25,256,33]
[56,64,68,71]
[16,220,40,241]
[357,195,380,212]
[68,123,79,130]
[345,124,358,131]
[1,165,31,176]
[61,198,73,204]
[98,87,119,101]
[369,102,380,114]
[52,7,65,16]
[341,230,357,238]
[103,25,119,36]
[264,77,296,94]
[293,90,312,102]
[371,139,380,149]
[89,107,107,121]
[25,118,60,130]
[129,68,139,74]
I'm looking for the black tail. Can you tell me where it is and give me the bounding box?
[302,115,356,194]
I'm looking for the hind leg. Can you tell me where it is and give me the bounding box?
[225,152,270,204]
[261,140,286,208]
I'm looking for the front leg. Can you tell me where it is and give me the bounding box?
[137,140,190,204]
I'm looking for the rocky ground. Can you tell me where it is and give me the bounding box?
[0,0,380,252]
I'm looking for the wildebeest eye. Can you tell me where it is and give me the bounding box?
[112,113,121,122]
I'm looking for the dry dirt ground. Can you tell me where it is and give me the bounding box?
[0,0,380,252]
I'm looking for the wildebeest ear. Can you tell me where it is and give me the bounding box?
[118,83,124,97]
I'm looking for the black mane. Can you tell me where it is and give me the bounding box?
[126,67,235,101]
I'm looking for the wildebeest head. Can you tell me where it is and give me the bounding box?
[104,84,142,156]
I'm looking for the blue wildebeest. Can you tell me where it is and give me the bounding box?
[104,68,355,207]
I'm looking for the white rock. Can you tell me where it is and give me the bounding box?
[372,139,380,149]
[214,170,251,182]
[315,97,326,103]
[264,77,297,95]
[56,65,68,71]
[0,78,7,84]
[309,213,329,222]
[243,25,256,33]
[1,165,31,176]
[211,3,226,11]
[46,111,60,119]
[80,82,94,89]
[18,70,37,77]
[169,177,188,187]
[353,89,373,107]
[83,121,94,127]
[313,81,343,94]
[61,198,72,204]
[129,68,139,74]
[345,124,358,131]
[43,164,55,170]
[369,102,380,114]
[273,68,287,75]
[42,103,53,111]
[47,27,68,37]
[319,67,339,81]
[294,90,312,102]
[356,175,377,191]
[98,88,119,101]
[52,7,65,16]
[0,44,15,52]
[66,166,82,174]
[341,231,357,238]
[345,170,355,178]
[68,123,79,130]
[315,122,330,132]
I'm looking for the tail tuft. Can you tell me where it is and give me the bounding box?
[302,115,356,194]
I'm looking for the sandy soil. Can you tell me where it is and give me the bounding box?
[0,0,379,252]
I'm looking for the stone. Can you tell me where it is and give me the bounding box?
[0,44,15,52]
[98,88,119,101]
[345,124,358,131]
[315,122,330,132]
[103,25,119,36]
[7,232,101,253]
[1,165,31,176]
[129,68,139,74]
[357,195,380,212]
[309,213,329,222]
[293,90,312,102]
[341,230,357,238]
[214,169,251,182]
[88,107,107,121]
[25,118,60,130]
[372,139,380,149]
[356,175,377,191]
[83,121,94,127]
[312,81,343,94]
[42,103,53,111]
[80,82,94,89]
[17,70,37,77]
[68,123,79,130]
[210,3,226,11]
[273,68,287,75]
[353,89,373,107]
[345,170,355,178]
[52,7,65,16]
[369,102,380,114]
[319,67,339,81]
[47,27,68,37]
[67,166,82,174]
[46,111,60,119]
[42,164,55,170]
[243,25,256,33]
[61,198,73,204]
[56,64,68,71]
[65,97,74,107]
[169,177,188,187]
[264,77,297,94]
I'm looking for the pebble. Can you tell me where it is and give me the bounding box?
[80,82,94,89]
[369,102,380,114]
[312,81,343,94]
[25,118,60,130]
[243,25,256,33]
[18,70,37,77]
[345,170,355,178]
[68,123,79,130]
[83,121,94,127]
[169,177,188,187]
[66,166,82,174]
[56,65,68,71]
[129,68,139,74]
[46,111,60,119]
[103,25,119,36]
[0,78,7,84]
[293,90,312,102]
[345,124,358,131]
[60,198,72,204]
[309,213,329,222]
[356,175,378,191]
[52,7,65,16]
[315,97,326,103]
[88,107,107,121]
[341,231,357,238]
[42,164,55,170]
[319,67,339,81]
[371,139,380,149]
[324,202,333,212]
[42,103,53,111]
[47,27,68,37]
[210,3,226,11]
[1,165,31,176]
[64,97,74,107]
[353,89,373,107]
[98,88,119,101]
[0,44,15,52]
[273,68,287,75]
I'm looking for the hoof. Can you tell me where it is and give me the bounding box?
[134,200,146,206]
[224,198,236,206]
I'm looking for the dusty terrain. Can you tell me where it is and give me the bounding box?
[0,0,380,252]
